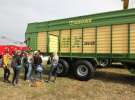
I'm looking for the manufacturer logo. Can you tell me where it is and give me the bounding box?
[69,18,92,25]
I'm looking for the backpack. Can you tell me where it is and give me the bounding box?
[16,65,22,69]
[36,65,43,72]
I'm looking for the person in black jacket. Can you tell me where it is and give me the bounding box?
[22,52,28,80]
[12,50,22,86]
[33,51,43,79]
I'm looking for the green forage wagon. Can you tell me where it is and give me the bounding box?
[25,8,135,80]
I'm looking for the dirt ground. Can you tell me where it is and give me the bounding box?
[0,66,135,100]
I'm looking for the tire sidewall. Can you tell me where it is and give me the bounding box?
[57,59,69,76]
[74,60,95,81]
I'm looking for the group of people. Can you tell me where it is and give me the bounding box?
[0,49,59,86]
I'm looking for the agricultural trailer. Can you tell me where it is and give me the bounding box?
[25,8,135,81]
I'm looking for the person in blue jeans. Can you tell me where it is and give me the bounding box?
[26,53,33,81]
[47,52,59,82]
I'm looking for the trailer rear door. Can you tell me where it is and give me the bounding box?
[49,31,59,53]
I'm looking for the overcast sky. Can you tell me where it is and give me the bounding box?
[0,0,135,42]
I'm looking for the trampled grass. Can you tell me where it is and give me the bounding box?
[0,67,134,100]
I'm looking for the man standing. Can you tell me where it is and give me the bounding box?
[33,51,43,79]
[12,50,22,86]
[0,54,3,67]
[22,52,28,80]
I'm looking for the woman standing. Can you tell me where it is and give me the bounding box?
[27,53,33,81]
[3,50,11,83]
[47,52,59,82]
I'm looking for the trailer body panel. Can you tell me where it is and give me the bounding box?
[25,8,135,61]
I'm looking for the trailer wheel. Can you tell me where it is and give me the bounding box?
[57,59,69,76]
[74,60,95,81]
[99,59,109,67]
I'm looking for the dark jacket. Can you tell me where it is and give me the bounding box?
[33,55,42,66]
[15,55,22,66]
[22,57,28,64]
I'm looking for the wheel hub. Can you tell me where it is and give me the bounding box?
[77,65,88,77]
[100,59,109,67]
[57,63,64,74]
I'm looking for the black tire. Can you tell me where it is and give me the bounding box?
[57,59,69,76]
[74,60,95,81]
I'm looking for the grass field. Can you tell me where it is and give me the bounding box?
[0,66,135,100]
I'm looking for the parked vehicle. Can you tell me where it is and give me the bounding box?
[25,8,135,80]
